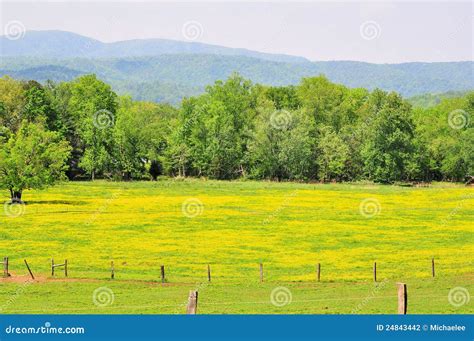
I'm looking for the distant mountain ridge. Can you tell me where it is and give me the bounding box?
[0,30,309,63]
[0,31,473,104]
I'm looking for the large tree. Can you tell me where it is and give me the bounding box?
[361,92,416,183]
[0,122,71,202]
[316,126,350,182]
[167,74,257,179]
[67,75,117,180]
[412,92,473,181]
[0,76,25,132]
[247,98,315,181]
[113,96,176,179]
[22,80,58,129]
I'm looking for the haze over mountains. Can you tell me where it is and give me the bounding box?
[0,30,308,63]
[0,30,472,104]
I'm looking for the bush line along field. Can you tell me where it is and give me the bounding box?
[0,180,472,314]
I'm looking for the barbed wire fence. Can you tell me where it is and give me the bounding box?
[0,256,471,314]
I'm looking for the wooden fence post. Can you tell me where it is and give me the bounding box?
[432,258,435,277]
[397,283,407,314]
[51,259,67,277]
[111,261,115,279]
[259,263,264,283]
[317,263,321,282]
[3,257,9,277]
[207,265,211,282]
[186,290,198,314]
[24,259,35,280]
[373,262,377,282]
[160,265,165,283]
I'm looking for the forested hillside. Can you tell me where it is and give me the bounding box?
[1,56,472,104]
[0,74,472,187]
[408,90,472,108]
[1,32,472,104]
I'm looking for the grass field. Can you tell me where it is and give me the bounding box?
[0,180,472,314]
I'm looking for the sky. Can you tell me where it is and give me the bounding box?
[0,0,472,63]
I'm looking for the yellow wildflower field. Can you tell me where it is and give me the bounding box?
[0,180,472,283]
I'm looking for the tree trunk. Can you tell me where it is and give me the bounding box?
[11,190,22,203]
[91,170,95,181]
[123,172,131,181]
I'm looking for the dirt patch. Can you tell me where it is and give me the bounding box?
[0,272,46,283]
[0,272,196,286]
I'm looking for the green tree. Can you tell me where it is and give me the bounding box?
[297,75,346,126]
[316,126,350,181]
[460,128,474,178]
[278,111,315,180]
[247,100,315,181]
[67,75,117,179]
[0,76,25,132]
[22,80,57,129]
[114,97,176,179]
[361,92,416,183]
[164,97,198,177]
[0,102,5,121]
[168,74,257,179]
[263,85,301,110]
[412,91,473,181]
[0,122,71,202]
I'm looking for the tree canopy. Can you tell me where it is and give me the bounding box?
[0,121,71,201]
[0,73,472,196]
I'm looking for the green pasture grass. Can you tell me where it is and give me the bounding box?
[0,275,471,314]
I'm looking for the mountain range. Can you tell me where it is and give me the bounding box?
[1,30,472,104]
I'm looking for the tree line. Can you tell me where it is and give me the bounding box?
[0,74,472,200]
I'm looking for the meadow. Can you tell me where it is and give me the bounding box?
[0,180,472,314]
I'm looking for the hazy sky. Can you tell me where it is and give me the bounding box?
[1,1,472,63]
